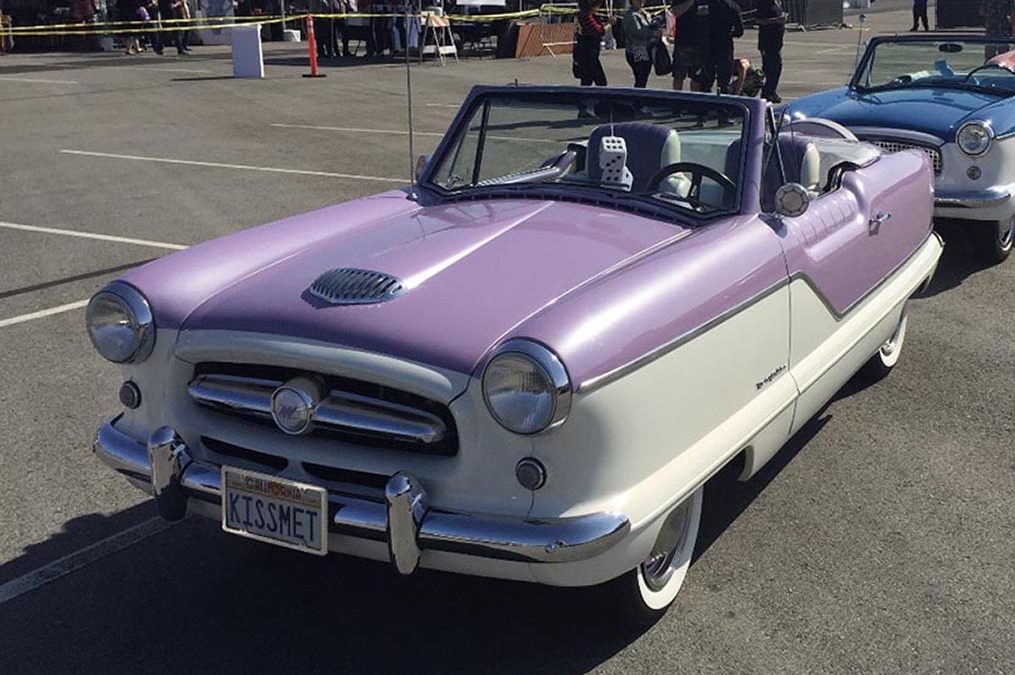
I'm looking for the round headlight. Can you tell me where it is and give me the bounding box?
[482,340,571,435]
[85,281,155,363]
[957,121,993,157]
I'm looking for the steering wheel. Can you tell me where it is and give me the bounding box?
[646,162,737,210]
[964,63,1013,82]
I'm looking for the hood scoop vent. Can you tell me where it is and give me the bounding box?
[308,268,405,305]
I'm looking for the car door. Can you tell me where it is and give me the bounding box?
[775,140,934,434]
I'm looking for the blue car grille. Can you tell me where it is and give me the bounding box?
[865,138,943,174]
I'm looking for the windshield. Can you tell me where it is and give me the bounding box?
[856,39,1015,94]
[425,92,749,218]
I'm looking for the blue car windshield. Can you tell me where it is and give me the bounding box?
[857,39,1015,95]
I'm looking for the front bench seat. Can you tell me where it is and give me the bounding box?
[587,122,687,194]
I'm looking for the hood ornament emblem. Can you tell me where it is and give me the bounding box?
[308,268,405,306]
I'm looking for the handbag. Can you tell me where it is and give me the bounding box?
[652,39,672,76]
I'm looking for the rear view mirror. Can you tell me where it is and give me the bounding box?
[775,183,811,218]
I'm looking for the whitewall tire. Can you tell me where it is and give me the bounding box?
[606,487,703,624]
[979,218,1014,264]
[861,309,908,381]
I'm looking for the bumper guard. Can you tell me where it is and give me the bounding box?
[93,416,630,573]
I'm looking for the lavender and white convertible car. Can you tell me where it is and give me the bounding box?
[88,86,942,620]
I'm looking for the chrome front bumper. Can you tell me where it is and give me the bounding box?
[93,416,630,573]
[935,188,1011,209]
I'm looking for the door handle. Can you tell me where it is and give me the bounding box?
[869,211,892,235]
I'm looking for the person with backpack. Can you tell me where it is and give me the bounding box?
[623,0,663,88]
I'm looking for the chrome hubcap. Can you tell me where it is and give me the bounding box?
[641,498,693,592]
[1000,219,1015,251]
[881,311,907,358]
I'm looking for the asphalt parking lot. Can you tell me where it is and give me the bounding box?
[1,5,1013,673]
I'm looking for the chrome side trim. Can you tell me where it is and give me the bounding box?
[189,374,448,445]
[93,418,631,567]
[935,188,1011,209]
[579,232,938,393]
[579,277,789,394]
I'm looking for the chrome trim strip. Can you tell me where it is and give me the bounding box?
[850,127,946,147]
[188,374,447,445]
[579,232,938,393]
[934,188,1011,209]
[93,418,631,566]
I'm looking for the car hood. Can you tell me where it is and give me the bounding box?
[788,86,1005,139]
[126,193,689,377]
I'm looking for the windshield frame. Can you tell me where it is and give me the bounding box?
[415,86,760,224]
[851,34,1015,96]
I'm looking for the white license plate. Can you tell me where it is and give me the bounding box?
[221,466,328,556]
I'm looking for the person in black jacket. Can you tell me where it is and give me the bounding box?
[756,0,785,102]
[698,0,743,93]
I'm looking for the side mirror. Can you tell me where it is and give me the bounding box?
[414,154,432,182]
[774,183,811,218]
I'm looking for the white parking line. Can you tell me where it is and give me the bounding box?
[61,149,406,184]
[0,300,90,329]
[0,516,180,605]
[0,75,78,85]
[0,221,187,250]
[115,65,212,74]
[271,123,444,138]
[271,123,556,145]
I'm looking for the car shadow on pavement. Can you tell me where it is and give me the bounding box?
[921,223,1000,297]
[0,507,643,673]
[695,413,830,563]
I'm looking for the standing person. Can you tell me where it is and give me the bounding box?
[910,0,929,31]
[317,0,336,59]
[623,0,662,88]
[161,0,191,54]
[573,0,614,104]
[756,0,785,102]
[336,0,355,57]
[670,0,704,91]
[699,0,743,94]
[142,0,163,54]
[119,0,142,54]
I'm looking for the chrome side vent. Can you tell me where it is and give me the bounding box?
[309,268,405,305]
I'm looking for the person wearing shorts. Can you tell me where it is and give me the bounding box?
[670,0,705,90]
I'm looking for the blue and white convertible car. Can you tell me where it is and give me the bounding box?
[789,34,1015,263]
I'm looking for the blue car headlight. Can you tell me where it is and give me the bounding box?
[957,121,993,157]
[85,281,155,364]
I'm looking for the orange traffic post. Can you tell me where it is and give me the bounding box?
[303,13,327,78]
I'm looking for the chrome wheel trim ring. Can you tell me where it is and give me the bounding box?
[640,498,694,592]
[1000,218,1015,252]
[880,310,908,359]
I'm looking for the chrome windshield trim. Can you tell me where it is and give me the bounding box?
[188,374,447,445]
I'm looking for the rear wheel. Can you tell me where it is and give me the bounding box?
[605,487,703,626]
[861,308,908,381]
[978,218,1014,264]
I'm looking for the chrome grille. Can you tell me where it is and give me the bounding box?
[309,268,404,305]
[188,364,457,455]
[865,138,943,173]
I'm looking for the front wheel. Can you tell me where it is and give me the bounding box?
[977,217,1014,264]
[604,487,703,626]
